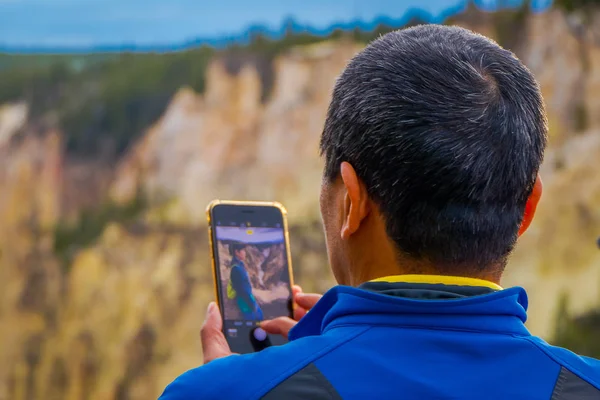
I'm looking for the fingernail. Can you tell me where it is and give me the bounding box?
[207,302,215,314]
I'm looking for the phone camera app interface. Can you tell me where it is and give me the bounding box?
[215,223,291,352]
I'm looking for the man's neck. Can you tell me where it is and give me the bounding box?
[347,258,503,287]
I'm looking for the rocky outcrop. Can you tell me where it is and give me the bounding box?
[110,40,362,225]
[0,220,330,400]
[0,126,63,400]
[0,102,28,147]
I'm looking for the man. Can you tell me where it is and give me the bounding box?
[160,25,600,399]
[227,243,263,320]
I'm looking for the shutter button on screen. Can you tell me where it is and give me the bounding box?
[250,326,271,351]
[253,327,267,341]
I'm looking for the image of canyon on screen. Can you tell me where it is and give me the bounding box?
[215,226,291,322]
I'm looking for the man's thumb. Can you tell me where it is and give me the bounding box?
[201,302,230,363]
[202,302,222,331]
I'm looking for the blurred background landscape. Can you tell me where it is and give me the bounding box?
[0,0,599,399]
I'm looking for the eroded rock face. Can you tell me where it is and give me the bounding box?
[110,41,362,225]
[0,220,332,400]
[0,102,28,147]
[0,127,64,400]
[1,8,600,400]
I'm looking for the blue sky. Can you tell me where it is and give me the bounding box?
[0,0,553,49]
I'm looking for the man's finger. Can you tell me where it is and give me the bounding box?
[293,306,307,321]
[291,285,307,320]
[260,317,297,339]
[200,302,232,364]
[296,293,322,310]
[292,285,303,296]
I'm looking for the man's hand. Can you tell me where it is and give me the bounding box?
[200,302,233,364]
[260,285,322,339]
[200,286,321,363]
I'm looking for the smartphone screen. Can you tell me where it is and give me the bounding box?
[208,202,293,354]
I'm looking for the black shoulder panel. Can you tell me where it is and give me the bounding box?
[551,367,600,400]
[261,363,343,400]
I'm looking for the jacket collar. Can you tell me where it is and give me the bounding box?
[359,274,501,300]
[231,256,244,266]
[289,275,530,341]
[368,274,503,290]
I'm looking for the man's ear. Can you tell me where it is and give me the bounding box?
[518,175,543,237]
[340,162,370,240]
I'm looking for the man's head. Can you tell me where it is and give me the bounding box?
[319,25,547,285]
[230,243,247,263]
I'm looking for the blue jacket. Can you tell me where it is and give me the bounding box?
[229,258,263,320]
[159,275,600,399]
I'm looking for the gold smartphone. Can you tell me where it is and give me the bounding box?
[206,200,295,354]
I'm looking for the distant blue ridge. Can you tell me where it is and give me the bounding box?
[0,0,552,55]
